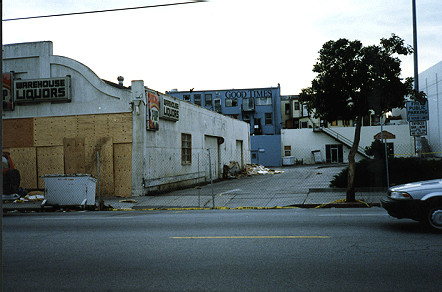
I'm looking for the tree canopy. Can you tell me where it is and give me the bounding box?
[299,34,415,201]
[300,34,414,123]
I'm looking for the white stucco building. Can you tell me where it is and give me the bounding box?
[419,61,442,153]
[2,41,251,197]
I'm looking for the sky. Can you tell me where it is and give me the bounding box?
[3,0,442,95]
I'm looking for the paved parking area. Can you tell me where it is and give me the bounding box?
[3,164,386,211]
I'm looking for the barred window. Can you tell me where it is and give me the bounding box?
[181,133,192,165]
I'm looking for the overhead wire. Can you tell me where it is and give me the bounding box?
[3,0,207,22]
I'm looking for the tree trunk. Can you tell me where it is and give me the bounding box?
[346,116,363,202]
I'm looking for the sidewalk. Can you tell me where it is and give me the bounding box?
[3,188,384,212]
[105,188,384,210]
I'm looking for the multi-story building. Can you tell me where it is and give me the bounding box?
[281,95,316,129]
[167,85,282,166]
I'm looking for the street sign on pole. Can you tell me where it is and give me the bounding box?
[409,121,427,136]
[406,101,429,121]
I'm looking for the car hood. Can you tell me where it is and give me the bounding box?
[390,179,442,194]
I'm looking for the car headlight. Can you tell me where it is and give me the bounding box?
[390,191,413,200]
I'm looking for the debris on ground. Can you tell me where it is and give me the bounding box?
[245,164,284,176]
[119,199,138,203]
[3,191,44,203]
[223,161,241,179]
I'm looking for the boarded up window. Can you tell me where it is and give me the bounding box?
[3,118,34,148]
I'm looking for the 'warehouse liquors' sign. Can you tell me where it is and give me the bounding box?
[14,76,71,104]
[160,96,179,121]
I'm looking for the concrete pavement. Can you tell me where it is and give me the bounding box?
[104,188,384,210]
[2,164,386,212]
[3,188,385,212]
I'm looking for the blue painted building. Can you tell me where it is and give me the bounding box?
[167,85,282,166]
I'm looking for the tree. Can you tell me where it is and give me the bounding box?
[300,34,414,202]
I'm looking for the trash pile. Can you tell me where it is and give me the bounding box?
[2,191,44,203]
[245,164,284,176]
[222,162,284,179]
[223,161,241,179]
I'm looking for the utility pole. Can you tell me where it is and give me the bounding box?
[412,0,419,92]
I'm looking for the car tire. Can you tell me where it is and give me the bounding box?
[426,203,442,231]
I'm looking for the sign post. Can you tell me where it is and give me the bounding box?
[406,101,429,155]
[409,121,427,136]
[406,101,429,122]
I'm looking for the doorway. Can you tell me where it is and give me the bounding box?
[326,144,343,163]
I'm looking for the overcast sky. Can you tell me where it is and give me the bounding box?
[3,0,442,95]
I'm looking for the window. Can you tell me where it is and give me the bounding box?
[254,118,262,134]
[183,94,190,101]
[301,121,308,128]
[284,146,291,156]
[256,97,272,105]
[181,133,192,165]
[294,102,300,111]
[302,104,309,117]
[225,99,238,107]
[243,114,251,123]
[194,94,201,106]
[214,99,221,113]
[265,113,272,125]
[205,94,212,106]
[285,103,290,115]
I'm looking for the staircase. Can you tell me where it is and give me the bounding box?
[315,126,370,158]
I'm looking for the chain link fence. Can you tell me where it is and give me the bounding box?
[3,140,442,210]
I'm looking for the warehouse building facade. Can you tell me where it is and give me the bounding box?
[2,41,251,197]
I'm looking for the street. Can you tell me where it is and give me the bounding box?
[2,208,441,291]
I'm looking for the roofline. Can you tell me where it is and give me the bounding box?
[166,85,281,94]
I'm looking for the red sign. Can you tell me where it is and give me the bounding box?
[2,72,14,111]
[147,92,159,131]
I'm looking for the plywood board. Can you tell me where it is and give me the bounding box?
[63,137,86,174]
[85,137,114,197]
[113,143,132,197]
[37,146,64,188]
[93,115,110,138]
[76,115,95,136]
[34,116,77,147]
[3,118,34,148]
[61,116,78,139]
[109,113,133,143]
[4,147,38,189]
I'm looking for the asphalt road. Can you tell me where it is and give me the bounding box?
[2,208,441,292]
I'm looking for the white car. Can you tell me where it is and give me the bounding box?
[381,179,442,231]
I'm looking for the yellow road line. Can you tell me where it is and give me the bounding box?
[170,236,330,239]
